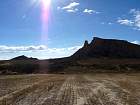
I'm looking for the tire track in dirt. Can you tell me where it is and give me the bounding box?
[85,75,140,105]
[0,79,46,105]
[14,81,63,105]
[51,75,104,105]
[1,74,140,105]
[116,80,140,105]
[13,77,66,105]
[35,76,77,105]
[75,76,104,105]
[0,76,66,105]
[0,75,51,97]
[85,76,128,105]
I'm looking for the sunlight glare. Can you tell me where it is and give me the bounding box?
[41,0,51,42]
[42,0,51,8]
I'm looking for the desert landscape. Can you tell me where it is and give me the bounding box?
[1,0,140,105]
[1,37,140,105]
[1,74,140,105]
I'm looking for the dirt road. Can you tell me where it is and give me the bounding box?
[0,74,140,105]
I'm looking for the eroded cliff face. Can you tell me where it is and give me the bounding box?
[72,37,140,59]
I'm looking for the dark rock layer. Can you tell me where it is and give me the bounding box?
[72,37,140,59]
[11,55,38,61]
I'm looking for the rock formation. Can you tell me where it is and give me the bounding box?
[72,37,140,59]
[11,55,38,60]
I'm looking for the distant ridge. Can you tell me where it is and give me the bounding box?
[11,55,38,61]
[2,37,140,74]
[72,37,140,59]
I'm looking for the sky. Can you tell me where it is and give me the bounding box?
[0,0,140,59]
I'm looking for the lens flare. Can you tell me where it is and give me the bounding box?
[42,0,51,8]
[41,0,51,42]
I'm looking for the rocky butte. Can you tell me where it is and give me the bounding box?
[72,37,140,59]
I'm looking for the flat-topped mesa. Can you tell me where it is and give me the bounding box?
[71,37,140,59]
[90,37,128,47]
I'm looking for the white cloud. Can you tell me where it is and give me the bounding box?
[0,45,47,52]
[117,9,140,30]
[131,9,140,29]
[67,46,81,51]
[62,2,79,10]
[131,40,140,45]
[0,45,82,59]
[0,45,81,53]
[58,2,99,14]
[66,8,78,13]
[59,2,79,13]
[83,9,99,14]
[117,19,134,26]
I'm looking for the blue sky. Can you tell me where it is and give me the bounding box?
[0,0,140,59]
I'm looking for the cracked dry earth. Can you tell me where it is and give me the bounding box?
[0,74,140,105]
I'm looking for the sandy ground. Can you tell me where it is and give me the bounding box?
[0,73,140,105]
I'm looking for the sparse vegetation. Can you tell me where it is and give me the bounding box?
[0,74,140,105]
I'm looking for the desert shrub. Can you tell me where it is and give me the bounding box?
[10,61,39,74]
[48,64,65,73]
